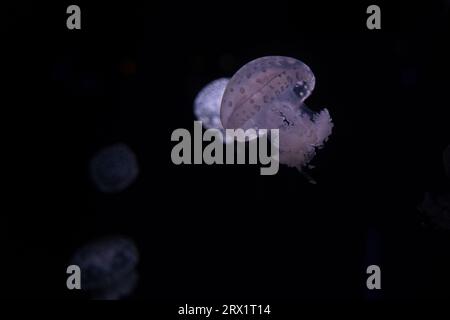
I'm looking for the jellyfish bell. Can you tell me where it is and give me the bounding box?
[220,56,333,175]
[194,78,229,131]
[220,56,316,129]
[90,143,139,193]
[193,78,237,144]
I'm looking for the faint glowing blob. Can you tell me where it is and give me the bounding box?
[70,236,139,299]
[194,78,229,130]
[193,78,236,143]
[90,143,139,193]
[220,56,333,174]
[444,144,450,179]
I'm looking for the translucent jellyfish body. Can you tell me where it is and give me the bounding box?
[194,78,229,130]
[220,56,333,171]
[70,236,139,295]
[90,143,139,193]
[193,78,235,144]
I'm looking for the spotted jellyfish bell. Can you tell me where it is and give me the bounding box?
[220,56,333,181]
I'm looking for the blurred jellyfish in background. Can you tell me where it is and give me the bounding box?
[444,144,450,179]
[220,56,333,180]
[70,236,139,300]
[90,143,139,193]
[193,78,231,141]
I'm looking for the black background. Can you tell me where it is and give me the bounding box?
[4,0,450,301]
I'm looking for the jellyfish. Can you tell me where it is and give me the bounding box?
[193,78,236,144]
[220,56,333,178]
[194,78,229,130]
[70,236,139,299]
[444,144,450,179]
[90,143,139,193]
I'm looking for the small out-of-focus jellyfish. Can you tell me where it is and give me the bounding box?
[90,143,139,193]
[220,56,333,175]
[70,236,139,299]
[444,144,450,179]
